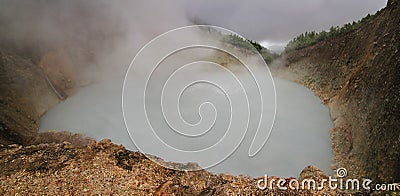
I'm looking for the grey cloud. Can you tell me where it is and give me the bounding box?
[0,0,387,65]
[184,0,387,43]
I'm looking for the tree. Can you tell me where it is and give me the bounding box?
[284,10,380,53]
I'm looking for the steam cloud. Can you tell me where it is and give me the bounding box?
[0,0,386,83]
[0,0,190,84]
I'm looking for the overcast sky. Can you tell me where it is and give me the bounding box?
[183,0,387,51]
[0,0,388,54]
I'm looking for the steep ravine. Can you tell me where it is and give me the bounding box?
[282,0,400,183]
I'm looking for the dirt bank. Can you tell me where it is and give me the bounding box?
[282,0,399,183]
[0,48,58,144]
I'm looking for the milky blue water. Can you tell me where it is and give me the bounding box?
[40,73,333,177]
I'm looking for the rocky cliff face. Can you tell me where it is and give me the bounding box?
[0,48,58,144]
[283,0,399,182]
[0,43,80,144]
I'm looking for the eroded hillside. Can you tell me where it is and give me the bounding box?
[282,0,400,183]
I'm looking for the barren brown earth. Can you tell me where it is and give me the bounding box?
[1,138,344,195]
[0,47,60,145]
[282,0,400,184]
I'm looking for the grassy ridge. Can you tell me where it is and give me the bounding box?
[284,10,382,53]
[221,34,278,64]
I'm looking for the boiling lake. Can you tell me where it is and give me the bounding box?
[40,67,333,177]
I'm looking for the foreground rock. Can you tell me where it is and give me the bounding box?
[0,139,343,195]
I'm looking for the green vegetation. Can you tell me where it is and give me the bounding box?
[248,40,263,53]
[222,34,263,53]
[285,11,381,53]
[260,49,279,64]
[221,34,278,64]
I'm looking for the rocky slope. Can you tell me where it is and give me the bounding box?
[0,139,343,195]
[282,0,399,183]
[0,45,78,145]
[0,47,59,144]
